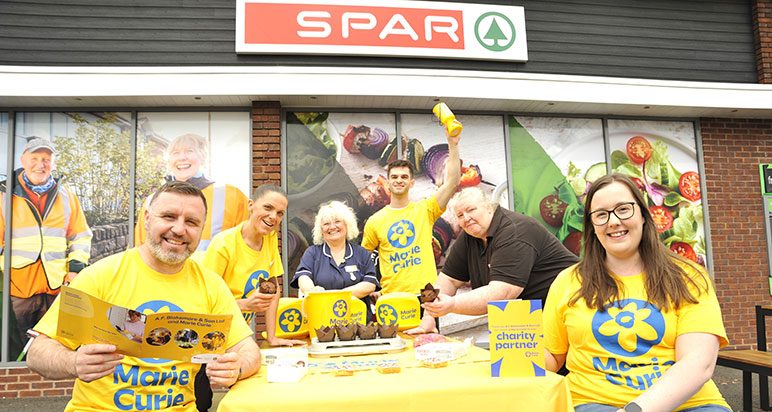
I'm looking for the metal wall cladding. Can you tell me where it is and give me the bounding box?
[0,0,757,83]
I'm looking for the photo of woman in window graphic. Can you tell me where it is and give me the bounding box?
[134,133,250,253]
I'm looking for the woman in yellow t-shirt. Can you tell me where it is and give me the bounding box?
[543,173,730,412]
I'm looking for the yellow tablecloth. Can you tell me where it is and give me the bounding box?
[218,342,573,412]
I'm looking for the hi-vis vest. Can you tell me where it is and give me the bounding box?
[134,183,249,252]
[0,178,92,296]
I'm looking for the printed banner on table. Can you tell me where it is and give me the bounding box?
[57,287,232,363]
[488,299,545,377]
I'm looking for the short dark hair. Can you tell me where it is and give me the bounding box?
[387,160,414,179]
[252,184,287,202]
[148,181,208,215]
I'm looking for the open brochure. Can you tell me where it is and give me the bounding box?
[57,286,232,363]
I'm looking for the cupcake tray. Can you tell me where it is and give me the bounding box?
[308,336,407,357]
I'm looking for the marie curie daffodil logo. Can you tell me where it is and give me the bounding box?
[279,308,302,333]
[332,299,348,317]
[591,299,665,357]
[387,220,415,248]
[377,304,398,325]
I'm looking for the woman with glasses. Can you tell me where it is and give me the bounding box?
[543,173,730,412]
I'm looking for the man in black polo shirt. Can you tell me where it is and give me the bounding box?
[408,186,578,334]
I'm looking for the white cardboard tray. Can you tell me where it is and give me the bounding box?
[308,336,407,357]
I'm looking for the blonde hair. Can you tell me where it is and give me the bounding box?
[164,133,208,164]
[312,201,359,245]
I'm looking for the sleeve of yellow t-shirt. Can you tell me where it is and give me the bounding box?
[542,267,575,356]
[33,266,106,350]
[361,216,378,251]
[268,232,285,279]
[200,233,231,276]
[423,196,444,222]
[674,264,729,348]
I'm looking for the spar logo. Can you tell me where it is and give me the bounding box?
[474,12,515,52]
[377,304,398,325]
[387,220,415,248]
[332,299,348,317]
[591,299,665,357]
[136,300,183,365]
[279,308,303,333]
[242,270,270,298]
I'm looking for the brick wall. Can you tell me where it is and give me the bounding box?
[701,117,772,349]
[0,367,73,398]
[251,101,282,188]
[755,1,772,83]
[251,101,283,343]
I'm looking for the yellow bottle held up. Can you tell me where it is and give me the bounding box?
[432,102,463,137]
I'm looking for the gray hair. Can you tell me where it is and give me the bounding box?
[450,186,495,215]
[312,200,359,245]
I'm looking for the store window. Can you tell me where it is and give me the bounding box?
[285,111,508,280]
[509,116,606,255]
[0,111,250,363]
[608,119,705,265]
[508,116,705,265]
[133,112,251,252]
[4,112,131,361]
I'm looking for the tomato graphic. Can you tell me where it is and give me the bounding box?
[563,231,582,256]
[649,205,673,233]
[626,136,652,165]
[539,194,567,227]
[459,165,482,187]
[678,171,701,202]
[670,242,698,262]
[631,177,646,194]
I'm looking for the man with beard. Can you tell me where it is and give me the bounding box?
[362,130,460,298]
[27,181,259,411]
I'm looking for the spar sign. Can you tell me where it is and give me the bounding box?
[236,0,527,62]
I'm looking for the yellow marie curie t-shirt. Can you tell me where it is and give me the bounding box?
[543,261,730,410]
[33,248,253,412]
[199,223,284,323]
[362,197,443,295]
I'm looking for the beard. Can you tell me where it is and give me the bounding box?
[146,235,193,266]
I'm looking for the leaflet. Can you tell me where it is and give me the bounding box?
[57,286,232,363]
[488,299,546,377]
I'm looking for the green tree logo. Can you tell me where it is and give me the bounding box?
[474,12,515,52]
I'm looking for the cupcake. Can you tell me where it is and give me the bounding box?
[420,283,440,303]
[336,323,357,341]
[258,278,277,294]
[357,322,378,340]
[316,326,336,342]
[377,323,398,339]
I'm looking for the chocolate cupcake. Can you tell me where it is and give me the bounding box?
[316,326,336,342]
[357,322,378,340]
[336,323,357,341]
[258,278,277,294]
[420,282,440,303]
[377,323,398,339]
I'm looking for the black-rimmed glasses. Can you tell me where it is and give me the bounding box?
[590,202,636,226]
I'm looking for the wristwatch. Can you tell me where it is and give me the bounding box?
[623,402,642,412]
